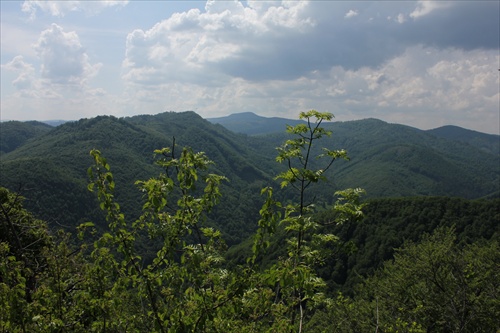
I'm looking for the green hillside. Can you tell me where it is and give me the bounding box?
[1,111,498,332]
[1,111,498,244]
[324,119,499,199]
[210,113,499,198]
[427,125,500,155]
[323,196,500,292]
[0,112,274,244]
[207,111,307,135]
[226,195,500,294]
[0,120,53,155]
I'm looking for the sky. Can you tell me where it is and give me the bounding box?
[1,1,499,134]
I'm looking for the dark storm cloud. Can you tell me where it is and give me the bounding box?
[401,1,499,50]
[213,1,499,82]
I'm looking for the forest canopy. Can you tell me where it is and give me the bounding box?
[1,111,498,332]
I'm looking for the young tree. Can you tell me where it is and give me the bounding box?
[84,146,246,332]
[250,110,365,332]
[1,110,366,332]
[83,110,365,332]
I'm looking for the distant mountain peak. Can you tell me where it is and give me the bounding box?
[229,112,259,117]
[206,112,305,135]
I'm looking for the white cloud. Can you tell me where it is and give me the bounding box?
[122,1,315,87]
[2,1,499,134]
[22,0,128,18]
[1,23,108,119]
[2,55,37,90]
[115,1,498,133]
[34,24,101,85]
[344,10,358,19]
[410,1,450,19]
[119,44,499,133]
[123,1,499,86]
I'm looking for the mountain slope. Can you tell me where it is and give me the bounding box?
[207,112,307,135]
[0,112,274,244]
[0,120,54,155]
[1,112,498,244]
[207,113,499,198]
[427,125,500,155]
[321,119,499,199]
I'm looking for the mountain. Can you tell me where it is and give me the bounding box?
[0,120,54,155]
[208,114,500,198]
[227,195,500,293]
[318,119,499,199]
[42,120,70,127]
[0,112,273,245]
[210,112,500,153]
[1,111,499,244]
[207,112,307,135]
[427,125,500,155]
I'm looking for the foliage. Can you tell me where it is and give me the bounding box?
[363,227,500,332]
[0,121,52,155]
[0,112,275,246]
[1,111,498,248]
[84,146,246,332]
[1,110,498,332]
[313,196,500,293]
[305,227,500,333]
[248,110,365,332]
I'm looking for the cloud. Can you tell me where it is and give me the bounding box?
[3,1,498,134]
[409,1,449,19]
[120,45,499,133]
[404,1,499,50]
[1,55,37,91]
[122,1,316,86]
[344,10,358,19]
[122,1,499,87]
[34,23,101,85]
[3,24,102,94]
[1,23,109,119]
[22,0,128,18]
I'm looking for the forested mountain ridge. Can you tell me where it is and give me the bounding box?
[209,111,500,154]
[1,111,499,332]
[319,119,499,198]
[427,124,500,155]
[210,113,500,193]
[0,112,272,244]
[232,117,500,198]
[207,111,307,135]
[0,120,53,155]
[1,111,499,244]
[321,195,500,292]
[227,195,500,293]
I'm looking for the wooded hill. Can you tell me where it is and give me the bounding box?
[208,111,500,155]
[1,110,499,332]
[226,195,500,295]
[1,111,499,245]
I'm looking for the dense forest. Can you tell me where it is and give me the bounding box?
[1,111,498,244]
[1,110,499,332]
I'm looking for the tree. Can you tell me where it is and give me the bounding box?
[304,227,500,333]
[0,187,52,331]
[82,110,365,332]
[365,227,500,332]
[84,145,246,332]
[249,110,365,332]
[1,110,366,332]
